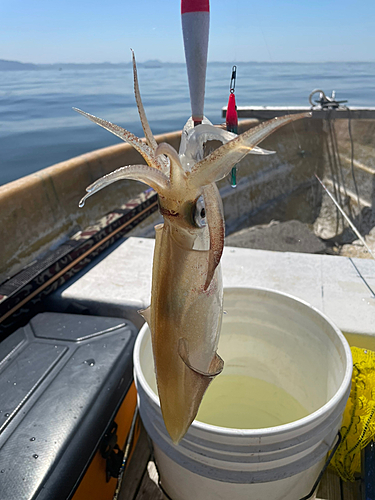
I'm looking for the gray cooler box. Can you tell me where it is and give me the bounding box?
[0,312,138,500]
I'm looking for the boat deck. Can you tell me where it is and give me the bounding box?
[119,424,163,500]
[44,237,373,500]
[47,236,375,340]
[119,422,361,500]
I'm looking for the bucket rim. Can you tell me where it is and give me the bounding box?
[134,286,353,438]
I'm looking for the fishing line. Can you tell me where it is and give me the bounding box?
[233,0,239,63]
[349,257,375,297]
[113,406,139,500]
[330,116,353,219]
[343,105,362,229]
[260,26,274,63]
[258,11,305,158]
[326,106,364,239]
[327,115,345,232]
[326,130,341,235]
[316,175,375,261]
[309,90,363,240]
[289,114,304,155]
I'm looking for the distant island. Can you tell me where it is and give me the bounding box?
[1,58,370,71]
[0,59,170,71]
[0,60,39,71]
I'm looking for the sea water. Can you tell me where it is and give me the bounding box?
[196,374,308,429]
[1,62,375,185]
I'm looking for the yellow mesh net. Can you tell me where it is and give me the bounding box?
[331,346,375,481]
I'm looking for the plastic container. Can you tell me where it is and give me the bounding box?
[134,287,352,500]
[0,312,137,500]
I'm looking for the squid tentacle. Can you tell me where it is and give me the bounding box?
[79,164,169,207]
[202,183,225,290]
[189,112,311,187]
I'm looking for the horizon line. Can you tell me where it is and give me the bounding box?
[1,58,375,66]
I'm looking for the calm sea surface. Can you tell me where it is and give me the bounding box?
[1,62,375,185]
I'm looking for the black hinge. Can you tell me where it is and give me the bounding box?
[100,421,124,482]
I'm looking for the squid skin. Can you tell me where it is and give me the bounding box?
[77,52,311,443]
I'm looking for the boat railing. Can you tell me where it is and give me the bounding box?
[222,106,375,120]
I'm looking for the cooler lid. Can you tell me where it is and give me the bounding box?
[0,312,137,500]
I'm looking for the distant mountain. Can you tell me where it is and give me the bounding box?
[0,59,133,71]
[43,62,133,70]
[143,59,163,68]
[0,59,38,71]
[0,59,183,71]
[0,58,370,71]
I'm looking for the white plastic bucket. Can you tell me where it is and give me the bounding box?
[134,287,352,500]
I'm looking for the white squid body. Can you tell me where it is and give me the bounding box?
[77,54,310,443]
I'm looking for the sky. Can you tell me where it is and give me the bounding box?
[1,0,374,64]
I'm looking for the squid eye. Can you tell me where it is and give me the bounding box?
[194,195,206,228]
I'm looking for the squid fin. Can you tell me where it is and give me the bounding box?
[139,306,151,324]
[167,338,223,444]
[178,338,224,378]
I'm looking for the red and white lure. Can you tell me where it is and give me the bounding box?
[226,65,239,187]
[181,0,209,125]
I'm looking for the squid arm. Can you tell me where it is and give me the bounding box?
[189,112,312,187]
[202,182,225,290]
[179,122,275,167]
[79,164,169,208]
[73,107,168,171]
[130,50,169,172]
[131,49,158,152]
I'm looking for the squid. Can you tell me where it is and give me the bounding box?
[76,53,310,443]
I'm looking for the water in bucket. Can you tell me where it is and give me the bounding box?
[196,374,309,429]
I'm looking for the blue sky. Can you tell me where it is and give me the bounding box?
[1,0,374,63]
